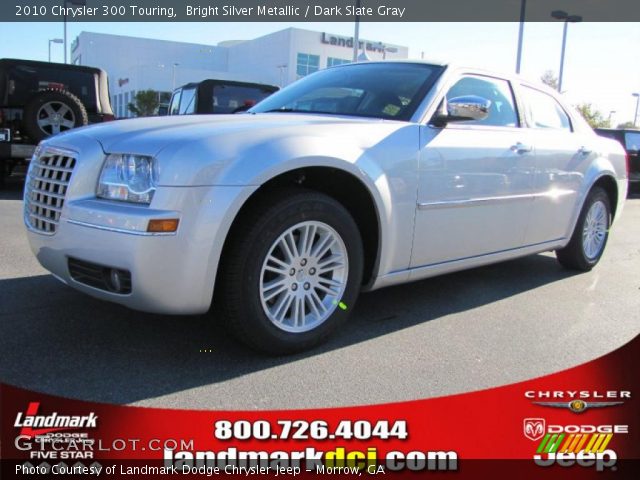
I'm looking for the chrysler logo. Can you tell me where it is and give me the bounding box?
[533,400,623,413]
[524,418,546,441]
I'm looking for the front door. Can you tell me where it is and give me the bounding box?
[411,74,536,268]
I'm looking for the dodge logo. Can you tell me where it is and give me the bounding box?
[524,418,546,441]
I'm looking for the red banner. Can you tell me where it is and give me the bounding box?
[2,335,639,478]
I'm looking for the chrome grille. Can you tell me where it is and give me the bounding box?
[25,149,76,234]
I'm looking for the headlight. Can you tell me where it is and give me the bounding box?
[97,154,158,204]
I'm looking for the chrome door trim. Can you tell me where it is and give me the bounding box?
[417,189,574,210]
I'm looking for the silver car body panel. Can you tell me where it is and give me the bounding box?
[24,62,627,314]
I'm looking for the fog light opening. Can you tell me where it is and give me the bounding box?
[106,269,124,293]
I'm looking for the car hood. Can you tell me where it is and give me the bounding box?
[63,113,391,156]
[48,112,417,187]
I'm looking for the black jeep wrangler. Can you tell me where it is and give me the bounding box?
[0,58,114,184]
[167,79,278,115]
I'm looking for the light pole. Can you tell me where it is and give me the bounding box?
[633,93,640,128]
[352,0,361,62]
[515,0,526,74]
[63,0,86,64]
[171,63,179,90]
[551,10,582,93]
[608,110,616,126]
[48,38,63,62]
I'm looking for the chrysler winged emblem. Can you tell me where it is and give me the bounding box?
[523,418,546,441]
[533,400,623,413]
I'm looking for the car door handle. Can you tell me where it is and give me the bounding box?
[578,146,592,155]
[511,142,532,154]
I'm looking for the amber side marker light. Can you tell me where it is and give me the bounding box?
[147,219,179,233]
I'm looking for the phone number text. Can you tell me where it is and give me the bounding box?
[214,420,408,441]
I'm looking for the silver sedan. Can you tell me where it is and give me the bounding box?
[24,61,627,353]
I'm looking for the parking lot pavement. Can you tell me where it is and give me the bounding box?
[1,175,639,410]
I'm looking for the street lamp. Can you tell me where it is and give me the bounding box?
[551,10,582,93]
[515,0,527,74]
[171,63,180,90]
[608,110,616,126]
[352,0,361,62]
[633,93,640,128]
[63,0,86,64]
[48,38,63,62]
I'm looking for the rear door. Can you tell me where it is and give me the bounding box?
[517,85,586,244]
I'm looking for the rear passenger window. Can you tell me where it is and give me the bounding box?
[521,86,572,131]
[446,75,518,127]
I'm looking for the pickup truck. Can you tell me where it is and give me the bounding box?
[594,128,639,194]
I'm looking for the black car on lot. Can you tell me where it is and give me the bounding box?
[594,128,640,194]
[1,58,114,184]
[168,79,278,115]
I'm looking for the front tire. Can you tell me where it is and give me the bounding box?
[219,188,364,354]
[556,186,611,271]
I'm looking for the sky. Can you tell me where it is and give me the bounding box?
[1,21,639,125]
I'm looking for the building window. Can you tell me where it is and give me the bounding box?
[327,57,350,68]
[296,53,320,78]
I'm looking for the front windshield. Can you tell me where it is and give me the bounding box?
[250,62,444,121]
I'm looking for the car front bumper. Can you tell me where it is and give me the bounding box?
[25,185,255,315]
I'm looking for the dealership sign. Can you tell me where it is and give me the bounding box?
[320,32,387,54]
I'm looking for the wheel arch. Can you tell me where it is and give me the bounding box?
[591,174,619,220]
[215,166,384,292]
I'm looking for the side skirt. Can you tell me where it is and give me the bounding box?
[367,238,567,291]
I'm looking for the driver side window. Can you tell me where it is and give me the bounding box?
[446,76,518,127]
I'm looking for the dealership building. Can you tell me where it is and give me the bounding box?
[70,28,408,118]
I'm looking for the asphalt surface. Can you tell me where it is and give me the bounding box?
[1,174,639,410]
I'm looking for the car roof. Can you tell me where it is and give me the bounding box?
[332,60,559,95]
[0,58,105,76]
[174,79,279,92]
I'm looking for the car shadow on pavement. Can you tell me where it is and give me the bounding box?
[0,253,579,405]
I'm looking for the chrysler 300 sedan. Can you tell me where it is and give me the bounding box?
[24,61,627,353]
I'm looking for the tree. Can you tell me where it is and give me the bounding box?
[128,90,160,117]
[616,121,638,129]
[575,103,611,129]
[540,70,558,90]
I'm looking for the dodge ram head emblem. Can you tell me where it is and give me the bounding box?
[524,418,546,441]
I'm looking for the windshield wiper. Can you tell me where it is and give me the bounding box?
[262,108,336,115]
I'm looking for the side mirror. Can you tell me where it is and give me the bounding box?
[432,95,491,126]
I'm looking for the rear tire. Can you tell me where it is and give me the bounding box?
[556,187,611,271]
[219,188,364,354]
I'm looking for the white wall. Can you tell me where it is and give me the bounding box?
[226,29,293,87]
[71,28,410,117]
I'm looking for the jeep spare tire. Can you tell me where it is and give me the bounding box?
[23,89,88,142]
